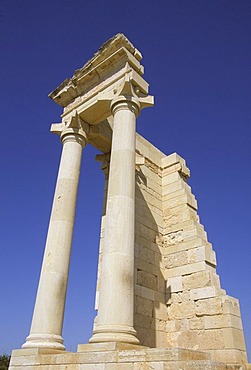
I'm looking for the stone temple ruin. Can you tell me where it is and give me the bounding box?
[10,34,250,369]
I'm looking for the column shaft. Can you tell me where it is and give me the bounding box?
[23,132,86,350]
[90,98,139,344]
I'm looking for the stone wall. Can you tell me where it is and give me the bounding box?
[94,133,247,366]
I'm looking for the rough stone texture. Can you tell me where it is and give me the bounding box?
[94,134,248,367]
[9,346,246,370]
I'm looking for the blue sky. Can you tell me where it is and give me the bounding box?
[0,0,250,360]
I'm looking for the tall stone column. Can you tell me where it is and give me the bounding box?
[90,95,140,344]
[23,127,87,350]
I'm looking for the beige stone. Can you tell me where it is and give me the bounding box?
[165,261,207,278]
[195,298,223,316]
[166,276,183,293]
[168,301,195,319]
[183,271,211,290]
[137,270,158,290]
[136,296,154,317]
[223,328,246,351]
[204,314,243,330]
[190,286,216,301]
[189,317,205,330]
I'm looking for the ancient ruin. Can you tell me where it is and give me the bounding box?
[10,34,249,369]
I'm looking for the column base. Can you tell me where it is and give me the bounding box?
[22,333,65,351]
[89,325,140,345]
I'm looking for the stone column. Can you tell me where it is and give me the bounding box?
[23,128,87,350]
[90,96,140,344]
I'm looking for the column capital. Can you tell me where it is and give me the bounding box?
[51,111,88,147]
[60,129,87,147]
[110,70,154,117]
[111,96,140,117]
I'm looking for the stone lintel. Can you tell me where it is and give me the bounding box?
[59,65,150,126]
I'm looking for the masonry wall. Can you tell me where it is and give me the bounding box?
[94,133,247,366]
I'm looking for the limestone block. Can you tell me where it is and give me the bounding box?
[148,202,163,216]
[164,205,198,228]
[222,296,241,317]
[154,301,168,320]
[190,287,216,301]
[189,317,205,330]
[136,296,154,317]
[133,363,150,370]
[163,183,193,203]
[166,331,179,347]
[163,192,197,211]
[135,313,153,329]
[166,320,176,332]
[118,349,148,363]
[223,328,246,351]
[162,171,182,186]
[138,165,161,184]
[182,224,208,241]
[136,285,155,300]
[150,210,165,229]
[135,236,153,251]
[139,246,156,265]
[175,330,199,350]
[137,214,160,234]
[208,348,248,366]
[146,178,162,196]
[161,153,190,175]
[171,291,190,304]
[175,319,189,331]
[164,251,188,269]
[183,271,211,290]
[195,298,223,316]
[136,327,155,347]
[164,230,184,246]
[156,276,165,294]
[153,318,167,331]
[155,331,168,348]
[137,188,162,209]
[165,261,207,278]
[105,364,133,370]
[162,179,184,196]
[167,301,195,319]
[154,291,166,305]
[164,238,205,255]
[166,276,183,293]
[192,245,216,266]
[197,329,225,350]
[80,365,106,370]
[204,314,243,330]
[135,258,159,276]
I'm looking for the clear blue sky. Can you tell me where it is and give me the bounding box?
[0,0,250,360]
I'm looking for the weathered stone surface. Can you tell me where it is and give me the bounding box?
[166,276,182,293]
[183,271,211,290]
[168,301,195,319]
[137,270,158,290]
[136,296,154,317]
[190,286,216,301]
[195,298,223,316]
[189,317,205,330]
